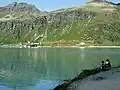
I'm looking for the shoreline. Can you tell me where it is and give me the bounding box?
[69,67,120,90]
[1,44,120,49]
[53,67,101,90]
[53,66,120,90]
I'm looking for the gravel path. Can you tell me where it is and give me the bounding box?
[69,68,120,90]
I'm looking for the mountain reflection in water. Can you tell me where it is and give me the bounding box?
[0,48,60,90]
[0,48,120,90]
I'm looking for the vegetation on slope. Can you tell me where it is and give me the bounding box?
[0,2,120,46]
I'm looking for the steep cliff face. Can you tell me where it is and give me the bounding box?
[0,2,120,45]
[0,16,47,43]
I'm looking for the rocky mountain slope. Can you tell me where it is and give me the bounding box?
[0,2,40,13]
[0,1,120,45]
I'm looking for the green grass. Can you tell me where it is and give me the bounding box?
[0,4,120,45]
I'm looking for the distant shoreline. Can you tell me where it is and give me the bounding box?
[85,45,120,48]
[1,44,120,49]
[41,45,120,49]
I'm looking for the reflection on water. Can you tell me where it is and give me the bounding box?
[0,48,120,90]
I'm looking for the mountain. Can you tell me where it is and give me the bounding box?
[0,1,120,46]
[0,2,40,13]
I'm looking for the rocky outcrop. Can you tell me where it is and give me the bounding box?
[88,0,105,2]
[88,0,116,5]
[0,2,40,13]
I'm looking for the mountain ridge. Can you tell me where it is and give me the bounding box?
[0,1,120,46]
[0,2,40,13]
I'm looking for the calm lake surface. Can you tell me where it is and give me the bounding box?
[0,48,120,90]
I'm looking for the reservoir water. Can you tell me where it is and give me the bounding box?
[0,48,120,90]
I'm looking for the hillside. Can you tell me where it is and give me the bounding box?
[0,1,120,46]
[0,2,40,13]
